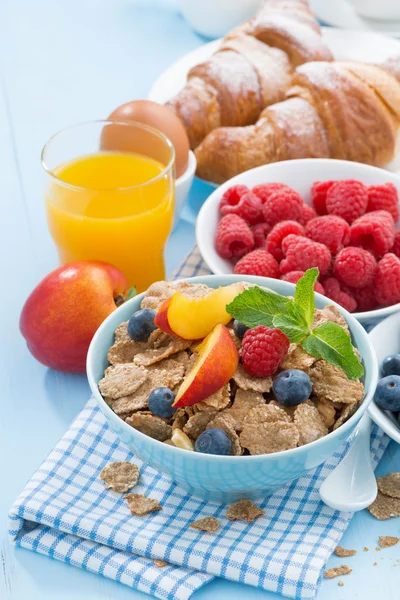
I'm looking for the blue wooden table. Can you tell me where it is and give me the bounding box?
[1,1,400,598]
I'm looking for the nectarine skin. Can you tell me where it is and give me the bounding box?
[173,323,239,408]
[154,298,176,337]
[20,261,127,373]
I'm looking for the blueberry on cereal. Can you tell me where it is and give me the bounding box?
[195,428,231,455]
[128,309,157,342]
[233,320,249,340]
[374,375,400,412]
[381,354,400,377]
[148,387,176,418]
[273,369,312,406]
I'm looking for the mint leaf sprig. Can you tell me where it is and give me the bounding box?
[226,268,363,380]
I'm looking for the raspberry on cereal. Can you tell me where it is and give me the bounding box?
[282,271,325,295]
[298,203,317,226]
[368,183,399,222]
[252,222,271,248]
[262,187,303,226]
[325,180,368,223]
[349,210,395,257]
[375,253,400,306]
[234,249,280,278]
[252,182,289,204]
[280,234,331,275]
[242,326,290,377]
[266,220,305,261]
[219,185,249,212]
[391,231,400,258]
[311,180,335,215]
[351,285,378,312]
[220,191,263,225]
[215,214,254,259]
[323,277,357,312]
[334,247,377,289]
[305,215,350,255]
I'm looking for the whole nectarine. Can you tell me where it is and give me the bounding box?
[20,261,128,373]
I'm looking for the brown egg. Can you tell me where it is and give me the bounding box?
[103,100,190,177]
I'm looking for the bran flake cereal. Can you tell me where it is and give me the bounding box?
[100,462,140,493]
[226,499,264,523]
[190,516,220,533]
[124,494,162,516]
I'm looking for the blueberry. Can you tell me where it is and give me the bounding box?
[148,387,176,418]
[374,375,400,412]
[381,354,400,377]
[272,369,312,406]
[195,428,231,455]
[127,309,157,342]
[233,320,249,339]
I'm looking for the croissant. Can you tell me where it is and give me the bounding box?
[166,0,332,149]
[194,60,400,184]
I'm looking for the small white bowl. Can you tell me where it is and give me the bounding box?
[368,311,400,443]
[179,0,262,39]
[174,150,196,228]
[196,158,400,329]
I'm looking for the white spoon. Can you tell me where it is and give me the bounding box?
[320,414,377,512]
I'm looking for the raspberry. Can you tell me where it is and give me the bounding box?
[281,271,325,295]
[220,191,263,225]
[298,203,317,226]
[391,231,400,258]
[333,247,377,289]
[368,183,399,221]
[215,214,254,259]
[375,253,400,306]
[350,285,377,312]
[251,222,271,248]
[349,210,395,258]
[266,220,305,261]
[280,234,331,275]
[323,277,357,312]
[219,185,249,212]
[252,182,289,204]
[305,215,350,255]
[311,180,335,215]
[242,326,290,377]
[262,187,303,226]
[325,180,368,223]
[233,249,280,278]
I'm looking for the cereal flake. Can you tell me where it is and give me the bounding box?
[207,414,242,455]
[190,516,220,533]
[294,402,328,445]
[367,491,400,520]
[107,339,148,365]
[233,363,272,393]
[307,360,364,405]
[133,337,192,367]
[313,305,350,334]
[100,462,140,493]
[126,413,172,441]
[314,398,336,429]
[183,411,218,440]
[193,384,231,412]
[379,535,399,548]
[99,364,148,400]
[333,402,358,430]
[334,546,357,557]
[280,343,316,371]
[124,493,162,516]
[244,403,292,425]
[240,421,299,455]
[114,321,130,342]
[377,473,400,499]
[226,499,264,523]
[324,565,352,579]
[154,560,168,568]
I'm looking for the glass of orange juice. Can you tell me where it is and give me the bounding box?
[42,120,175,292]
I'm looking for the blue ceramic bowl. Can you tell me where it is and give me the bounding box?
[87,274,378,503]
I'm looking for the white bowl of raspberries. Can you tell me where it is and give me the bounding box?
[196,158,400,330]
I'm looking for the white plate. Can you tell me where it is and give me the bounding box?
[149,28,400,177]
[368,312,400,443]
[310,0,400,37]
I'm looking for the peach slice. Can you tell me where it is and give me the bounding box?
[154,298,175,336]
[164,283,244,340]
[173,323,239,408]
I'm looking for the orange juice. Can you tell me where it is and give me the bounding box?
[45,152,174,291]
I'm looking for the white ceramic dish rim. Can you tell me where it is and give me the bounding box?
[87,273,378,463]
[176,149,196,186]
[195,159,400,323]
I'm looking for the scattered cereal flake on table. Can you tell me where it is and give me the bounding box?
[377,473,400,499]
[338,580,344,587]
[233,363,272,393]
[376,547,381,551]
[314,397,336,429]
[244,403,292,425]
[334,546,357,557]
[193,384,231,412]
[226,499,264,523]
[207,414,243,455]
[99,364,148,400]
[124,494,162,516]
[364,547,369,552]
[324,565,352,579]
[133,337,192,367]
[367,492,400,520]
[307,360,364,405]
[373,562,378,566]
[333,402,358,431]
[125,413,172,442]
[154,560,168,568]
[294,402,328,445]
[280,343,316,371]
[100,462,140,493]
[313,305,350,334]
[190,516,220,533]
[240,421,299,455]
[379,536,399,548]
[183,411,217,439]
[171,429,194,450]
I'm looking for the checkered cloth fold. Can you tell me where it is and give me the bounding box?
[9,248,389,600]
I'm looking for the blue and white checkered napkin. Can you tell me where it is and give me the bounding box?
[9,248,389,600]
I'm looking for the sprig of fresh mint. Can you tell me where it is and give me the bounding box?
[226,268,364,380]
